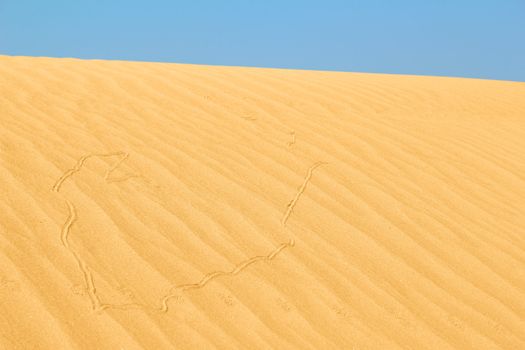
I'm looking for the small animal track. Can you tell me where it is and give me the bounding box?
[287,131,296,147]
[0,278,19,294]
[276,297,292,312]
[281,161,327,226]
[218,293,234,307]
[52,151,130,193]
[53,152,295,313]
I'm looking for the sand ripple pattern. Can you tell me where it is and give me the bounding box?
[1,56,524,349]
[53,152,295,313]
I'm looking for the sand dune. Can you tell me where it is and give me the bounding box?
[0,55,524,349]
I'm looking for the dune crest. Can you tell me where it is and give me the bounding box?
[0,55,524,349]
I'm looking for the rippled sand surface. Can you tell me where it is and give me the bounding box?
[1,55,524,349]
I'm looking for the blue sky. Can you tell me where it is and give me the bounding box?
[1,1,524,81]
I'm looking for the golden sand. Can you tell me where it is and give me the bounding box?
[0,55,524,349]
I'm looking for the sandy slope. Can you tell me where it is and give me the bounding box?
[0,55,524,349]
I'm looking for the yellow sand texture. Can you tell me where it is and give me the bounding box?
[1,55,524,349]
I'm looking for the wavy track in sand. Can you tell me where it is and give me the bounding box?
[53,152,296,313]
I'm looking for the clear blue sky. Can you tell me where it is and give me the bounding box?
[1,1,524,81]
